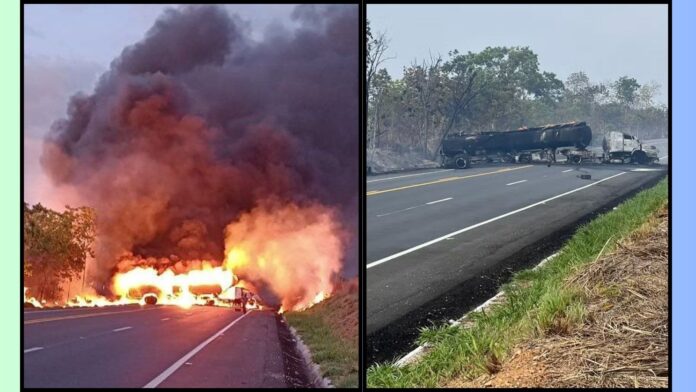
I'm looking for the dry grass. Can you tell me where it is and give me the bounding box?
[450,206,668,388]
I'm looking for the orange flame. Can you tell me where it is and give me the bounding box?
[23,287,43,308]
[26,201,341,312]
[111,263,235,307]
[224,200,344,312]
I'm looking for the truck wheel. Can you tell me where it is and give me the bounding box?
[143,294,158,305]
[632,151,648,164]
[570,155,581,164]
[454,155,470,169]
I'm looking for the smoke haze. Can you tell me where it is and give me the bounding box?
[39,4,358,298]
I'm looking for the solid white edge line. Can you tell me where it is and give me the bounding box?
[532,252,561,271]
[23,304,145,314]
[112,326,132,332]
[426,197,453,205]
[367,171,626,269]
[143,311,251,388]
[394,345,428,367]
[562,169,573,173]
[367,169,454,183]
[23,307,101,314]
[23,347,44,353]
[506,179,527,186]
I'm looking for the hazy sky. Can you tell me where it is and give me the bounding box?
[24,4,298,67]
[23,4,299,206]
[368,4,668,104]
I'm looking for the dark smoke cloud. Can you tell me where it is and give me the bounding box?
[41,4,358,290]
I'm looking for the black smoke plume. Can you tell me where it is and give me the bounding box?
[40,5,358,297]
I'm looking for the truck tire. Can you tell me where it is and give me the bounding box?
[143,294,158,305]
[570,155,581,164]
[632,150,648,164]
[454,154,470,169]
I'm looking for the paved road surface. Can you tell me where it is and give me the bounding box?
[367,142,668,339]
[23,305,296,388]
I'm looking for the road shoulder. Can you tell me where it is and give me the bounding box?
[367,177,668,388]
[448,203,668,388]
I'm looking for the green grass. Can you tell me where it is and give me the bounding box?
[367,177,668,388]
[285,292,358,388]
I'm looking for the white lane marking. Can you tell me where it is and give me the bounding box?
[376,205,422,217]
[23,347,44,353]
[367,171,627,269]
[112,326,132,332]
[631,168,665,172]
[377,197,454,217]
[426,197,453,205]
[143,312,251,388]
[367,169,454,183]
[161,318,170,321]
[506,180,527,186]
[562,169,573,173]
[659,155,669,161]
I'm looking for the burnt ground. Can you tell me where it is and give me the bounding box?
[367,172,666,365]
[275,314,313,388]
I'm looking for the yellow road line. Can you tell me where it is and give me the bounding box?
[24,308,156,325]
[366,165,534,196]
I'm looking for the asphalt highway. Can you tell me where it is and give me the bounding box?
[23,305,294,388]
[367,140,668,346]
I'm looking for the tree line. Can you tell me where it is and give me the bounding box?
[367,21,668,161]
[24,203,95,302]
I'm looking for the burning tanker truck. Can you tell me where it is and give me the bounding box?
[31,5,357,313]
[440,121,593,169]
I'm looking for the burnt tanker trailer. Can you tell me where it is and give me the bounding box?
[440,121,593,168]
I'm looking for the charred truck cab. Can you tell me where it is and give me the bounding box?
[440,121,593,169]
[602,131,659,164]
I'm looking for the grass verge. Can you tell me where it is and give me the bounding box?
[285,281,358,388]
[367,177,668,388]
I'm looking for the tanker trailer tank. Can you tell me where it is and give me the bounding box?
[440,121,593,169]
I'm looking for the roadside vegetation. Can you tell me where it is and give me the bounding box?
[23,203,95,303]
[367,21,667,164]
[448,201,668,387]
[285,279,358,388]
[367,177,667,388]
